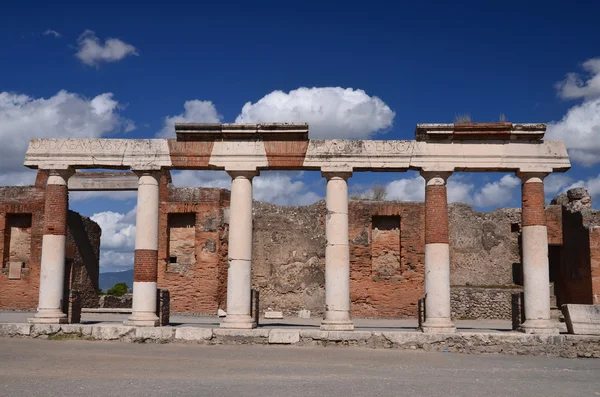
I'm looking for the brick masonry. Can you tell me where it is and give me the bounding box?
[425,185,449,244]
[133,250,159,282]
[0,171,100,310]
[522,182,546,226]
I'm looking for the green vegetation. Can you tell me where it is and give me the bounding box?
[106,282,129,297]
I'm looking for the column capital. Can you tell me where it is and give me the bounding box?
[321,171,352,180]
[131,169,163,178]
[44,168,75,185]
[420,171,452,186]
[516,171,549,184]
[227,170,259,180]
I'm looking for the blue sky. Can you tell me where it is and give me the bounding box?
[1,0,599,271]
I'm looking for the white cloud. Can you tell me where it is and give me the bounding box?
[547,58,600,167]
[472,174,520,207]
[172,170,321,206]
[75,30,139,67]
[43,29,61,38]
[91,207,136,251]
[546,97,600,167]
[544,173,574,198]
[157,100,222,138]
[384,174,520,208]
[99,251,134,272]
[0,90,131,186]
[556,58,600,100]
[235,87,395,139]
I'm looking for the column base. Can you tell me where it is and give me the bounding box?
[421,318,456,333]
[28,309,68,324]
[320,320,355,331]
[519,319,559,334]
[220,314,257,329]
[124,311,159,327]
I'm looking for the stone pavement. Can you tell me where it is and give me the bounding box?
[1,311,599,358]
[1,338,599,397]
[0,311,513,332]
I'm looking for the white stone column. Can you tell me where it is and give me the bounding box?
[518,172,557,334]
[221,171,258,329]
[421,171,455,333]
[29,168,74,324]
[321,171,354,331]
[125,171,161,327]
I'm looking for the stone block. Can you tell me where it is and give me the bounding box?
[0,323,31,337]
[30,324,61,336]
[91,325,135,340]
[135,327,175,341]
[213,328,270,338]
[327,331,372,341]
[8,261,23,280]
[60,325,83,334]
[174,327,213,341]
[269,329,300,344]
[299,330,329,340]
[562,304,600,335]
[264,311,283,319]
[298,310,311,319]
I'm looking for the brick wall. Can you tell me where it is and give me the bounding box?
[0,173,100,310]
[349,201,425,318]
[156,177,230,314]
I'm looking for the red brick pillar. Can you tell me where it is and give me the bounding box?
[125,171,161,327]
[421,171,455,333]
[518,172,557,334]
[29,168,74,324]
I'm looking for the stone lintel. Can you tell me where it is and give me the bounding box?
[415,123,546,141]
[68,172,139,191]
[175,122,309,142]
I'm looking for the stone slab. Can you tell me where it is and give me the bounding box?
[135,327,175,341]
[562,304,600,335]
[268,329,300,344]
[30,324,61,336]
[174,327,213,341]
[264,311,284,319]
[90,325,135,341]
[298,310,311,319]
[0,323,31,336]
[213,328,270,338]
[8,261,23,280]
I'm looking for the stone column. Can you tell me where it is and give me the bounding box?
[421,171,455,333]
[221,171,258,329]
[125,171,161,327]
[29,168,74,324]
[321,171,354,331]
[518,172,557,334]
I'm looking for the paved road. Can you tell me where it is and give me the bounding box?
[1,338,598,397]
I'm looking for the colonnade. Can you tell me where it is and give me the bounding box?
[28,168,558,334]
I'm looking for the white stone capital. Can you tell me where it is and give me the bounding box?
[420,171,452,186]
[516,171,549,184]
[45,168,75,185]
[227,170,259,180]
[321,171,352,181]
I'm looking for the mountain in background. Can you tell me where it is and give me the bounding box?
[99,269,134,292]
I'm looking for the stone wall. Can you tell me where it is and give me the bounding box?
[450,286,523,320]
[448,204,522,286]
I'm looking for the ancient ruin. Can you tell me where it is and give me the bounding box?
[5,121,592,336]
